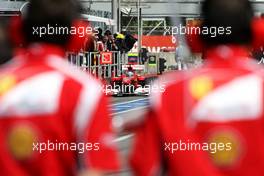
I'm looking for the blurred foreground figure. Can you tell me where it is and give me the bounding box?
[0,0,119,175]
[0,18,12,65]
[130,0,264,175]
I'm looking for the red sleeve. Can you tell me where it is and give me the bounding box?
[83,95,120,172]
[130,110,162,176]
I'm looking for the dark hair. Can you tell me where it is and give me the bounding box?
[23,0,80,46]
[104,30,112,36]
[97,28,103,35]
[201,0,253,46]
[0,18,12,65]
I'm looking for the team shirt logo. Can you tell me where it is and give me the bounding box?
[189,75,213,100]
[0,75,16,96]
[207,129,242,168]
[7,124,38,160]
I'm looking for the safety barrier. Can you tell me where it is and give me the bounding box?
[67,51,200,79]
[67,51,125,79]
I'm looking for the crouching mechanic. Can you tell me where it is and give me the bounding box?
[0,0,119,175]
[130,0,264,175]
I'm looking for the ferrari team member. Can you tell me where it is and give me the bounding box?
[0,0,119,175]
[130,0,264,175]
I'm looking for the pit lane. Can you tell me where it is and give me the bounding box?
[111,96,147,104]
[109,96,150,176]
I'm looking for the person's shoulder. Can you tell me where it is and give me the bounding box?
[46,55,102,90]
[245,58,264,75]
[0,56,23,74]
[157,69,197,90]
[149,70,191,108]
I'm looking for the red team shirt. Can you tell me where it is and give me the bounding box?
[0,44,119,175]
[130,45,264,176]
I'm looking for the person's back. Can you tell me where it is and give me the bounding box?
[130,0,264,175]
[0,0,119,175]
[0,44,119,175]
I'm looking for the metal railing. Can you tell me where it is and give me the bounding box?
[67,51,125,79]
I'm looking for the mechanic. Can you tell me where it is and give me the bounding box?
[130,0,264,175]
[127,65,134,77]
[0,0,119,175]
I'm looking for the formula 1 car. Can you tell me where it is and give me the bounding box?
[106,65,149,96]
